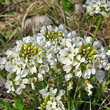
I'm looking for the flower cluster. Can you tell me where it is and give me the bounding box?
[1,25,69,94]
[83,0,110,17]
[4,35,53,94]
[39,86,65,110]
[0,25,109,95]
[58,36,108,82]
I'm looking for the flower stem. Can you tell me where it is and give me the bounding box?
[92,16,102,44]
[64,11,68,26]
[67,88,71,110]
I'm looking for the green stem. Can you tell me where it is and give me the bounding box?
[64,11,68,26]
[67,87,70,110]
[92,16,102,44]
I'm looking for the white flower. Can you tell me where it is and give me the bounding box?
[59,90,65,97]
[106,50,110,56]
[39,65,49,74]
[63,65,72,73]
[72,55,85,68]
[74,68,82,77]
[0,57,6,69]
[15,88,22,95]
[86,64,96,75]
[67,82,74,91]
[39,86,49,97]
[5,80,15,93]
[50,88,57,95]
[27,61,37,74]
[46,101,57,110]
[0,57,6,65]
[65,73,72,81]
[29,77,37,90]
[85,36,92,45]
[5,62,15,73]
[15,78,29,89]
[87,83,93,96]
[38,73,43,81]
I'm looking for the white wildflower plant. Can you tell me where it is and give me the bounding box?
[83,0,110,17]
[0,25,110,110]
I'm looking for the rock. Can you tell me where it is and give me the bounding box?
[25,15,52,33]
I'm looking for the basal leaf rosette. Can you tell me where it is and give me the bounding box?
[58,36,109,82]
[83,0,110,17]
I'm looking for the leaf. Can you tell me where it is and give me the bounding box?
[26,106,35,110]
[0,37,8,49]
[0,69,7,79]
[94,89,102,99]
[102,80,107,90]
[0,98,6,109]
[0,0,3,3]
[5,0,11,5]
[62,0,73,12]
[6,30,13,39]
[6,101,15,110]
[15,95,24,110]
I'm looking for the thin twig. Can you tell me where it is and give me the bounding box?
[98,98,107,110]
[21,2,37,31]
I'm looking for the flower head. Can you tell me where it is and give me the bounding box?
[83,0,110,17]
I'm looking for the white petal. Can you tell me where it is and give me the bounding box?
[74,68,82,77]
[38,73,43,81]
[65,74,72,81]
[31,83,35,90]
[0,57,6,64]
[92,68,96,74]
[63,65,72,73]
[93,41,101,50]
[106,50,110,56]
[85,36,92,44]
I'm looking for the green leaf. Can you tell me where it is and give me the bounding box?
[0,0,3,3]
[6,101,15,110]
[94,88,102,99]
[0,37,8,49]
[6,30,13,39]
[0,69,7,79]
[102,81,107,90]
[5,0,11,5]
[15,95,24,110]
[26,106,35,110]
[62,0,73,12]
